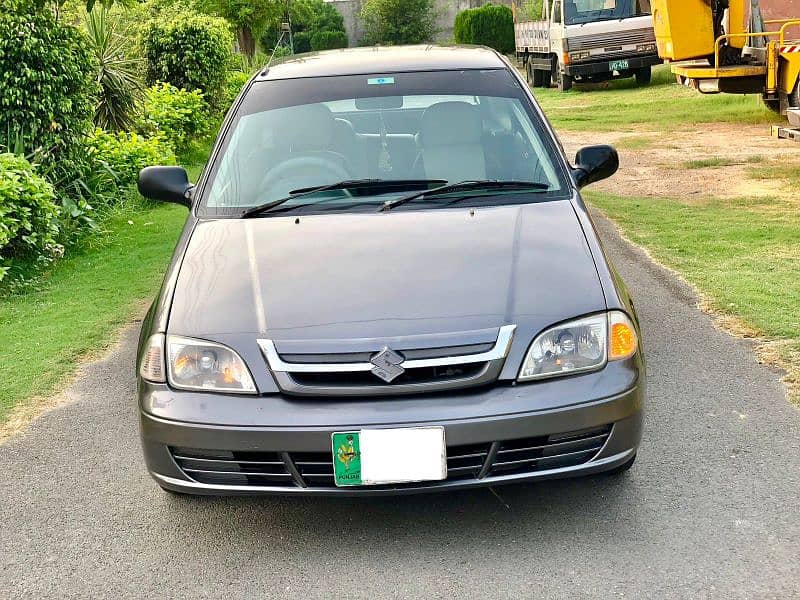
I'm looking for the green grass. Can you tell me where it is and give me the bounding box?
[534,64,782,131]
[0,201,188,420]
[613,135,656,151]
[747,164,800,190]
[588,190,800,399]
[684,157,738,169]
[0,145,210,422]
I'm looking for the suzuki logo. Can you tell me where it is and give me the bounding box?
[370,347,405,383]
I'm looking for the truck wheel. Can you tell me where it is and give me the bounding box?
[525,61,535,85]
[532,68,545,87]
[762,96,782,114]
[635,66,652,86]
[557,71,573,92]
[790,80,800,108]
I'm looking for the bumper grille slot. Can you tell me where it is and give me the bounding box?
[169,424,611,490]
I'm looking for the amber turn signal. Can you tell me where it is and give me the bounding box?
[608,312,638,361]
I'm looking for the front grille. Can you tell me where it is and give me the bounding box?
[258,325,516,397]
[567,28,655,52]
[169,424,612,489]
[289,363,488,388]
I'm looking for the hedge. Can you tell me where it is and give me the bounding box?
[143,14,233,107]
[453,4,515,54]
[311,30,348,51]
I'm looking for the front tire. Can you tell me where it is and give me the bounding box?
[556,69,573,92]
[790,80,800,108]
[635,66,652,86]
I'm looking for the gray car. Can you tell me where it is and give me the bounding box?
[136,45,644,496]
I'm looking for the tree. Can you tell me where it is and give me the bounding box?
[260,0,347,54]
[360,0,438,46]
[524,0,544,20]
[215,0,282,57]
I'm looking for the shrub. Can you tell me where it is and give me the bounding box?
[0,0,98,178]
[223,71,251,109]
[143,14,233,106]
[311,30,348,51]
[453,4,515,54]
[293,31,312,54]
[360,0,438,45]
[0,153,61,281]
[137,83,209,154]
[86,129,176,191]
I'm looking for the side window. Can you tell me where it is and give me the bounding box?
[551,0,562,24]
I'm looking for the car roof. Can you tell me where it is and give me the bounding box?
[256,45,507,81]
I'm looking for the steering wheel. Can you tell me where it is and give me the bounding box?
[260,154,351,199]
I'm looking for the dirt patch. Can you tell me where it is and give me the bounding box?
[559,122,800,201]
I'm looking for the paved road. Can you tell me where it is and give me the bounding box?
[2,214,799,600]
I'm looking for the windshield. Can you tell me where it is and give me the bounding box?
[564,0,651,26]
[200,69,569,217]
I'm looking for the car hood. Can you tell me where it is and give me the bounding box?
[169,201,606,344]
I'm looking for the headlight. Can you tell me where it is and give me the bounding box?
[166,335,257,393]
[570,51,590,62]
[517,311,637,382]
[637,43,658,53]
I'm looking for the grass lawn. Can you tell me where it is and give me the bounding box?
[0,201,188,421]
[535,64,783,132]
[587,191,800,401]
[0,146,209,423]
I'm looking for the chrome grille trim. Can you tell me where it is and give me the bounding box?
[567,28,655,52]
[257,325,517,374]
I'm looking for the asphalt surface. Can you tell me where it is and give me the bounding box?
[1,213,799,600]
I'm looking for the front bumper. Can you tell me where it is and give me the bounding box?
[140,381,644,496]
[566,54,662,78]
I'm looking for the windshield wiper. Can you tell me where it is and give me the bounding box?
[380,180,551,212]
[241,179,446,218]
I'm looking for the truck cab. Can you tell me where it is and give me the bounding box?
[515,0,662,91]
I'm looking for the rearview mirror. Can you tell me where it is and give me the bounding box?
[572,145,619,189]
[138,166,193,207]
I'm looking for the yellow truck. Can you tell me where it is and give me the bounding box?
[652,0,800,129]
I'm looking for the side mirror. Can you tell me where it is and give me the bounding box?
[137,166,193,207]
[572,145,619,189]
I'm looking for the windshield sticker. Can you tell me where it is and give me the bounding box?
[368,77,395,85]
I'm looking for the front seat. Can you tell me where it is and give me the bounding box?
[416,101,486,183]
[262,104,352,197]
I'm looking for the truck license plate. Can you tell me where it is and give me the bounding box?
[331,427,446,486]
[609,60,629,71]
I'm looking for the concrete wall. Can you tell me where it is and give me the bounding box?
[326,0,513,47]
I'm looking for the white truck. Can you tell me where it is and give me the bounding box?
[513,0,662,92]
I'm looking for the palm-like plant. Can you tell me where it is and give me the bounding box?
[85,8,144,131]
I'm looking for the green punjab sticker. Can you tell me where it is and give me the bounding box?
[332,432,362,486]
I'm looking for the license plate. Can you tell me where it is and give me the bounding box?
[609,60,629,71]
[331,427,446,487]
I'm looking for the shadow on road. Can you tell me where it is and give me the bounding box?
[160,474,644,551]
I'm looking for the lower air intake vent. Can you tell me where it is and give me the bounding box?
[169,424,612,489]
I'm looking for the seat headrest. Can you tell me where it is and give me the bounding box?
[274,103,335,151]
[418,102,483,147]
